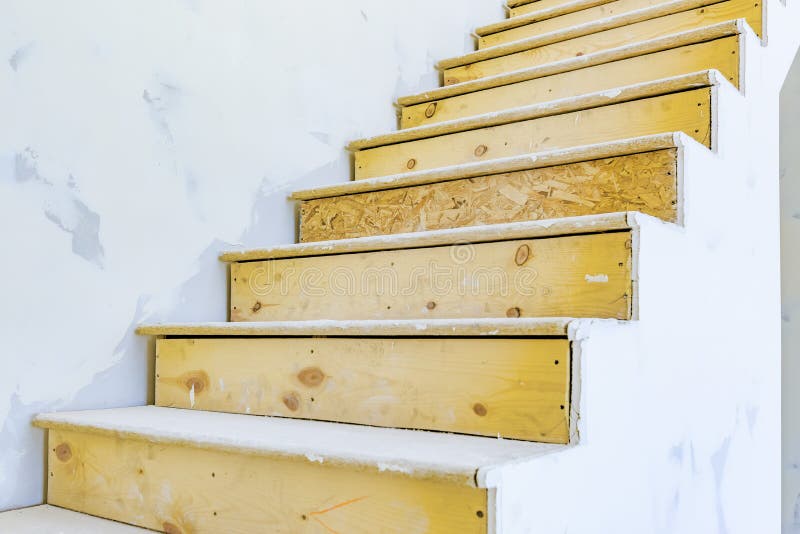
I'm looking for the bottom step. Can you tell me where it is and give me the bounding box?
[35,406,562,534]
[0,505,149,533]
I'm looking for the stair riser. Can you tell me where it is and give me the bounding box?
[229,230,634,321]
[358,88,711,180]
[300,150,676,241]
[404,35,738,128]
[47,429,487,533]
[444,0,760,85]
[510,0,612,17]
[484,0,690,49]
[155,337,571,442]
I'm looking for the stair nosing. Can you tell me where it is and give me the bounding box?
[477,0,617,37]
[136,317,576,338]
[437,0,728,71]
[219,211,637,263]
[293,133,683,201]
[34,406,565,487]
[508,0,541,8]
[349,70,719,151]
[398,20,742,108]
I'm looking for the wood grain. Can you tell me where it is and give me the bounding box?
[443,0,760,84]
[301,150,676,241]
[511,0,608,16]
[229,231,633,321]
[355,88,711,179]
[47,429,487,534]
[155,337,571,442]
[402,36,737,128]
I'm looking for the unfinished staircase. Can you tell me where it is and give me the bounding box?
[6,0,800,531]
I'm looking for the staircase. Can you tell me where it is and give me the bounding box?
[5,0,800,532]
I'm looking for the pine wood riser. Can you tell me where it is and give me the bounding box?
[155,337,571,442]
[47,430,487,534]
[356,88,710,180]
[229,230,634,322]
[300,149,676,241]
[510,0,614,18]
[403,36,737,128]
[444,0,760,85]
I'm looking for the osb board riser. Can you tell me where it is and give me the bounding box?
[481,0,681,49]
[402,36,739,128]
[155,337,571,443]
[46,430,487,534]
[300,150,677,242]
[355,88,711,180]
[229,231,633,322]
[443,0,762,85]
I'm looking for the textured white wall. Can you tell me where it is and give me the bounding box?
[782,47,800,534]
[0,0,503,511]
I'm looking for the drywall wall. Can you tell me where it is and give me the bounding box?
[782,45,800,534]
[0,0,503,511]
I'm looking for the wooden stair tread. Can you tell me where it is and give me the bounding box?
[293,134,682,201]
[348,70,718,151]
[398,21,740,108]
[137,317,575,338]
[219,211,635,262]
[0,505,151,533]
[34,406,563,487]
[479,0,617,37]
[438,0,730,70]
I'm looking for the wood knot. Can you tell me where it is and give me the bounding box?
[183,370,209,394]
[162,522,183,534]
[473,403,488,417]
[506,307,521,318]
[251,301,262,313]
[298,366,325,387]
[474,144,488,157]
[514,244,531,266]
[424,102,437,118]
[54,442,72,462]
[624,239,632,249]
[576,51,584,56]
[282,392,301,412]
[407,158,417,170]
[426,301,437,310]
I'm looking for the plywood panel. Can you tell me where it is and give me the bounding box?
[229,231,633,321]
[483,0,675,49]
[156,337,571,442]
[403,36,737,128]
[357,88,710,180]
[444,0,759,84]
[47,429,487,534]
[301,150,676,241]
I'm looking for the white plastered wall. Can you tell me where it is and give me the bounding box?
[0,0,504,511]
[782,39,800,534]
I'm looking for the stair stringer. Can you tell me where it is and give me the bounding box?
[482,4,800,531]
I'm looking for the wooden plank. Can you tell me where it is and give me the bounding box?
[511,0,603,16]
[155,337,571,442]
[443,0,760,84]
[301,150,676,241]
[221,212,633,262]
[47,429,488,534]
[137,318,574,338]
[482,0,683,49]
[483,0,616,36]
[356,88,711,180]
[229,231,633,321]
[293,135,681,200]
[402,36,737,128]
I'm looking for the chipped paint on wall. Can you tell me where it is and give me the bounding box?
[0,0,502,511]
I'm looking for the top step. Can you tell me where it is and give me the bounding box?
[508,0,613,18]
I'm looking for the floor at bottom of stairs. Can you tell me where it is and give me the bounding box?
[0,504,153,532]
